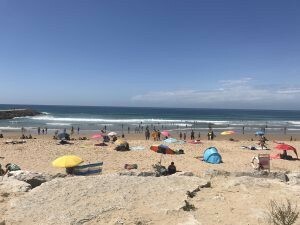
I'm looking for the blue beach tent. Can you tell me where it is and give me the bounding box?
[203,147,222,164]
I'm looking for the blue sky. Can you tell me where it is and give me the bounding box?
[0,0,300,109]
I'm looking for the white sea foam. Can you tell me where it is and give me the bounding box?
[42,112,51,115]
[0,126,21,130]
[46,123,72,126]
[30,115,230,124]
[288,121,300,126]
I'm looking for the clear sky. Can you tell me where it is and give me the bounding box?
[0,0,300,109]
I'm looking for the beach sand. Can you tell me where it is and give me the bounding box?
[1,132,300,224]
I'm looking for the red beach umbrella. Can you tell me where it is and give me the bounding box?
[150,145,175,154]
[161,131,170,137]
[275,144,296,151]
[91,134,104,139]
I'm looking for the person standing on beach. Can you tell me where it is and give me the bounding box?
[179,132,182,140]
[183,132,186,141]
[45,127,48,134]
[71,126,74,135]
[157,130,161,141]
[128,127,130,134]
[242,126,245,135]
[198,132,201,139]
[284,126,287,135]
[77,126,80,134]
[190,130,195,140]
[37,127,41,135]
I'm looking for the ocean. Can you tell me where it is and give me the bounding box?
[1,104,300,134]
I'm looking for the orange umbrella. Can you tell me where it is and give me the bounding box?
[150,145,175,154]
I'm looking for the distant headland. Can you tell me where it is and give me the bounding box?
[0,108,41,120]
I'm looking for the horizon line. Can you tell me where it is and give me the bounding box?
[0,103,300,112]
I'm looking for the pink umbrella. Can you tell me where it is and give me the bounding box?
[91,134,104,139]
[161,130,170,137]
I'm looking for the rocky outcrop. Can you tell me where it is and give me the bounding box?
[5,171,53,188]
[204,169,289,182]
[0,109,41,120]
[4,174,209,225]
[0,179,31,193]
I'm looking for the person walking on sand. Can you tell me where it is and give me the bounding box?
[183,132,186,141]
[45,127,48,134]
[77,126,80,134]
[179,132,182,140]
[71,126,74,135]
[37,127,41,135]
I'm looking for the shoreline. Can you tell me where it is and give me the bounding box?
[1,129,300,142]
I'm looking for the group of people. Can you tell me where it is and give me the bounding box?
[151,129,161,141]
[37,127,48,135]
[20,134,33,139]
[179,130,201,140]
[207,129,215,140]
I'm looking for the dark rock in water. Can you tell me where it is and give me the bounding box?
[0,108,41,120]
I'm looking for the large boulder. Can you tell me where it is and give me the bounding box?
[286,172,300,185]
[6,170,52,188]
[0,179,31,193]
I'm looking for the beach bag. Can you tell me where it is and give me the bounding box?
[8,164,21,171]
[124,164,138,170]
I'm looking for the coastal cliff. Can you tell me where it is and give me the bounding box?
[0,109,41,120]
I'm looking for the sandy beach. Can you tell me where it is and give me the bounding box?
[1,132,300,225]
[0,131,300,175]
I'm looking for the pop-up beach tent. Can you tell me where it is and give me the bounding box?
[203,147,222,164]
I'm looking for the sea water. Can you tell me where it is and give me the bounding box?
[0,104,300,134]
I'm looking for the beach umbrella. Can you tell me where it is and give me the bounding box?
[255,131,265,136]
[108,132,117,136]
[91,134,104,139]
[150,144,175,154]
[57,132,70,140]
[163,138,178,144]
[275,144,296,151]
[221,130,236,135]
[161,131,170,137]
[115,139,128,146]
[52,155,83,168]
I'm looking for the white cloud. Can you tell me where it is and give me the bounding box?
[131,78,300,109]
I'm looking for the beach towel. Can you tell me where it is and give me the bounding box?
[73,162,103,176]
[130,146,145,151]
